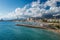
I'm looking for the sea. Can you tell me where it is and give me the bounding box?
[0,21,60,40]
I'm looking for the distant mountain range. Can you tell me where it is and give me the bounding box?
[56,15,60,18]
[42,13,60,19]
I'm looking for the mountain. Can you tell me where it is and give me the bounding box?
[42,13,60,19]
[56,15,60,18]
[42,14,54,19]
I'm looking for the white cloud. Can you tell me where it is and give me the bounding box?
[1,0,60,20]
[24,0,60,17]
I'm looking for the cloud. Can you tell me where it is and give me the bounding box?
[1,0,60,20]
[24,0,60,17]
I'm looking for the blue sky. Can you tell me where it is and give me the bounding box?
[0,0,48,15]
[0,0,37,15]
[0,0,60,20]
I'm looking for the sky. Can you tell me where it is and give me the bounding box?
[0,0,35,15]
[0,0,60,20]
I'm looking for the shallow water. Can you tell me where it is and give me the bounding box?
[0,21,60,40]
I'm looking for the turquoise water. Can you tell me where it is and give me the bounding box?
[0,21,60,40]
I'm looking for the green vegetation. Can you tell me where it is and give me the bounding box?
[42,19,47,22]
[41,19,60,29]
[53,24,60,29]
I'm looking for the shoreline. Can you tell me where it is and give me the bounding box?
[47,28,60,34]
[16,24,60,34]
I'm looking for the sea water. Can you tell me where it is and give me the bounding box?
[0,21,60,40]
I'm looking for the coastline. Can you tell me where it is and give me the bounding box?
[47,28,60,34]
[16,23,60,34]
